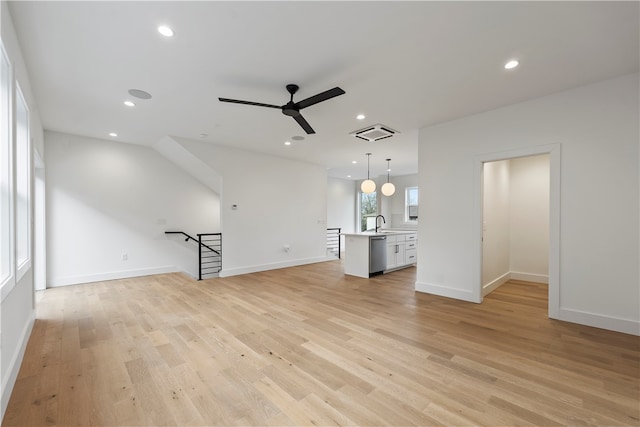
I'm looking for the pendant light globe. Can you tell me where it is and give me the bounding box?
[381,182,395,196]
[361,179,376,194]
[361,153,376,194]
[381,158,396,196]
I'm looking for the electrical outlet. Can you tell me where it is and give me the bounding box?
[283,244,290,253]
[121,253,128,261]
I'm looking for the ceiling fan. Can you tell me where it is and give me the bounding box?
[218,84,345,134]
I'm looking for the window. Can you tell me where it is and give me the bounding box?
[0,44,12,289]
[405,187,418,223]
[359,191,377,231]
[15,84,31,277]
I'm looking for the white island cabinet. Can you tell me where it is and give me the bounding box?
[342,231,417,278]
[342,233,376,278]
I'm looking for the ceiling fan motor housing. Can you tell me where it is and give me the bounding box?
[282,102,300,117]
[283,84,300,116]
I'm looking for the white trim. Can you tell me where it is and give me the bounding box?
[219,256,334,278]
[557,307,640,336]
[14,83,31,283]
[510,272,548,284]
[1,311,35,420]
[474,143,561,318]
[482,271,511,296]
[415,281,478,303]
[33,161,46,291]
[0,276,15,301]
[47,266,180,287]
[0,42,15,303]
[15,259,30,282]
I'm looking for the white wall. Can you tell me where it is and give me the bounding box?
[379,173,419,230]
[1,2,43,420]
[327,177,356,252]
[45,131,220,285]
[510,155,549,280]
[177,137,330,276]
[482,160,510,289]
[417,73,639,335]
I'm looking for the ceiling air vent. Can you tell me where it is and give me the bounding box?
[350,124,399,142]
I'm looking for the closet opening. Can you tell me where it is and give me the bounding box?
[475,144,560,318]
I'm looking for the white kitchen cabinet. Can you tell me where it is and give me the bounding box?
[342,234,372,278]
[404,233,417,266]
[385,232,417,272]
[405,248,417,265]
[387,235,405,270]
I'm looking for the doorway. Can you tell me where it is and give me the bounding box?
[482,154,550,293]
[474,144,560,318]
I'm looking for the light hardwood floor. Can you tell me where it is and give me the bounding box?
[3,261,639,426]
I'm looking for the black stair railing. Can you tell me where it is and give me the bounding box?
[198,233,222,280]
[326,227,341,259]
[165,231,222,280]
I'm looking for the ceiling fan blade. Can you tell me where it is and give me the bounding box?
[293,114,315,134]
[218,98,282,109]
[297,87,345,109]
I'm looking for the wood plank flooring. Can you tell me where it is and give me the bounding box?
[3,261,639,426]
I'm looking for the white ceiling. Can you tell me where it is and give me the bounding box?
[7,1,639,179]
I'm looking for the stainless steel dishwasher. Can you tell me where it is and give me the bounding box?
[369,236,387,275]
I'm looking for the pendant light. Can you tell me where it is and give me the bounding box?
[381,158,396,196]
[361,153,376,194]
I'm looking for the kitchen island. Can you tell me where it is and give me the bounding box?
[342,231,417,278]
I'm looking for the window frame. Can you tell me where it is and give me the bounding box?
[0,41,15,300]
[358,190,377,232]
[15,82,31,281]
[404,186,419,224]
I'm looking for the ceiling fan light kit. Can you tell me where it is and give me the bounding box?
[219,84,345,134]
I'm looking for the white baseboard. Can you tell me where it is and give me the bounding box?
[415,281,479,303]
[482,272,511,296]
[47,266,180,287]
[510,271,548,284]
[556,307,640,336]
[1,312,35,421]
[219,256,334,278]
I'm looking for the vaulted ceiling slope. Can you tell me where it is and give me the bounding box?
[7,1,639,178]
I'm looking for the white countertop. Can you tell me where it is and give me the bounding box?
[341,230,417,237]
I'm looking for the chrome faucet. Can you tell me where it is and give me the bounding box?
[375,214,386,233]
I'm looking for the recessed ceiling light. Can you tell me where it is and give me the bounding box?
[158,25,174,37]
[284,141,291,146]
[109,132,118,137]
[357,114,365,120]
[504,59,519,70]
[199,133,208,138]
[347,175,351,178]
[124,100,135,107]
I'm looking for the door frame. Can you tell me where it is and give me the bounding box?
[472,143,560,319]
[34,148,46,291]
